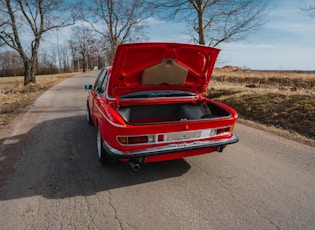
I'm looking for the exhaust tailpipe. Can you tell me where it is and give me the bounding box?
[129,161,141,171]
[217,146,224,152]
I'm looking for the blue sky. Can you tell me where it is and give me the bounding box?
[48,0,315,71]
[147,0,315,71]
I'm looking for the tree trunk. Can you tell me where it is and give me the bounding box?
[82,53,86,72]
[197,5,205,45]
[87,54,92,70]
[24,37,40,85]
[23,58,36,85]
[98,55,102,69]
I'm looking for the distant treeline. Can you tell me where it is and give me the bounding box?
[0,51,61,77]
[250,69,315,74]
[0,68,60,77]
[0,46,104,77]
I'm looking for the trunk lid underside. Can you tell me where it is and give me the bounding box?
[109,43,220,98]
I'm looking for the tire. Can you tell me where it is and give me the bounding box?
[97,126,117,165]
[87,103,93,125]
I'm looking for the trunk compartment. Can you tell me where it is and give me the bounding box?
[118,102,231,124]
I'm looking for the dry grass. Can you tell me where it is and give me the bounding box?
[212,67,315,92]
[1,69,314,145]
[0,73,80,129]
[208,68,315,142]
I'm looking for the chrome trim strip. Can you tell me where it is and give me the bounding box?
[116,127,232,146]
[103,134,239,158]
[119,95,198,101]
[92,101,126,128]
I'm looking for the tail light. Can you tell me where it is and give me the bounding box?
[216,127,231,135]
[128,136,148,144]
[117,135,155,145]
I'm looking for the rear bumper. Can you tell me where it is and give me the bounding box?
[103,134,239,159]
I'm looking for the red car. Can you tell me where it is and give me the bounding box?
[85,42,238,170]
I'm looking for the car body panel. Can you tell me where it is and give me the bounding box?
[86,42,238,164]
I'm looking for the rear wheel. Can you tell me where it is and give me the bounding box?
[97,126,117,165]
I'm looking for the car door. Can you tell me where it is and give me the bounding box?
[91,68,108,123]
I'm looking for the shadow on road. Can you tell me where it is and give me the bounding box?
[0,115,191,201]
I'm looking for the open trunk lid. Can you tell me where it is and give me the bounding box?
[109,43,220,98]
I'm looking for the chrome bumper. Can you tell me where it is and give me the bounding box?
[103,134,239,159]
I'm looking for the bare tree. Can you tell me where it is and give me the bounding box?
[69,25,98,72]
[92,38,107,69]
[49,45,58,70]
[0,50,24,76]
[0,0,76,85]
[81,0,153,64]
[150,0,269,47]
[302,0,315,17]
[38,50,58,74]
[61,43,71,72]
[68,40,80,71]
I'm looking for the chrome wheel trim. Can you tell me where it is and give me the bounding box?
[86,109,90,122]
[97,127,102,159]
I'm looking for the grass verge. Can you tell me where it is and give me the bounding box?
[208,68,315,144]
[0,73,80,129]
[1,69,314,146]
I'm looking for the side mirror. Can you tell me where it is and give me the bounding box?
[85,84,92,90]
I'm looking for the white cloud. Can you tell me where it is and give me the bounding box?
[37,1,315,70]
[216,0,315,70]
[145,1,315,70]
[262,0,315,42]
[146,17,189,43]
[218,41,315,70]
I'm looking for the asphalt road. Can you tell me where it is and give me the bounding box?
[0,72,314,230]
